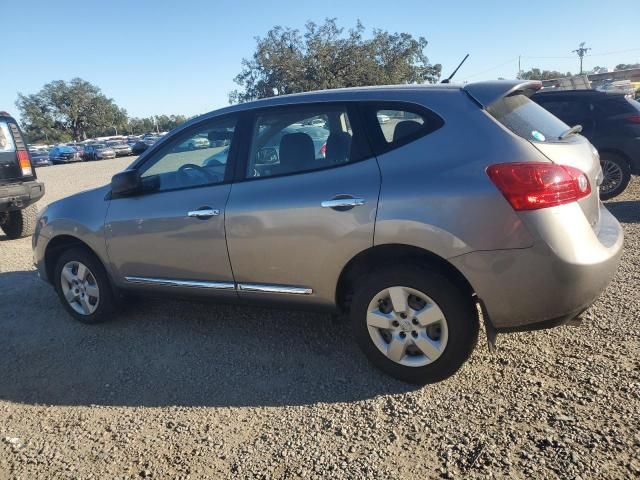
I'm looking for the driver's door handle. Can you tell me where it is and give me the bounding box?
[187,208,220,219]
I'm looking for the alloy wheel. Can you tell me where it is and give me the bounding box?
[60,261,100,315]
[600,159,623,195]
[366,286,448,367]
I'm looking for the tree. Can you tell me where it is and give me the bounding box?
[519,68,572,80]
[230,19,441,103]
[16,78,127,142]
[615,63,640,71]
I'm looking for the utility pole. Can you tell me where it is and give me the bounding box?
[518,55,521,79]
[572,42,591,74]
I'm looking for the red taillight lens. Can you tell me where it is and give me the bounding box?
[625,114,640,124]
[17,150,33,176]
[486,162,591,211]
[320,143,327,158]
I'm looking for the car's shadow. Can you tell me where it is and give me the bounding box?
[0,270,412,408]
[606,200,640,224]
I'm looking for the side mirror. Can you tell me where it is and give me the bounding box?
[111,170,142,197]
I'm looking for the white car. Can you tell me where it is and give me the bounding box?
[377,113,391,124]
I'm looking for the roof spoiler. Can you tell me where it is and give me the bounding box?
[463,80,543,108]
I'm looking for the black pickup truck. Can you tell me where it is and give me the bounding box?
[0,111,44,239]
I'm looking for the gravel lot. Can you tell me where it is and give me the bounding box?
[1,158,639,479]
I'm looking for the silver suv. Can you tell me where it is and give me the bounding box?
[33,81,623,384]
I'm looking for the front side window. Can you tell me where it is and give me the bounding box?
[246,106,359,179]
[138,115,236,192]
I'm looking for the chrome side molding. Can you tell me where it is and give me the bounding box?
[124,276,235,290]
[237,283,313,295]
[124,277,312,295]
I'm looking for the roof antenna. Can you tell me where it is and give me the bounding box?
[441,54,469,84]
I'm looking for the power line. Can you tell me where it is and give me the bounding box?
[460,57,518,81]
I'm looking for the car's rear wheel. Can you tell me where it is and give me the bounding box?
[0,204,38,239]
[600,153,631,200]
[350,265,478,384]
[54,247,116,324]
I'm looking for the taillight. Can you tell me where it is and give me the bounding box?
[625,115,640,124]
[486,162,591,211]
[320,143,326,158]
[17,150,33,176]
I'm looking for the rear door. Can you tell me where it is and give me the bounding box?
[224,103,380,307]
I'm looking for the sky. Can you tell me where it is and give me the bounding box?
[3,0,637,119]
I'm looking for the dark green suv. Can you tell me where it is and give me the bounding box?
[0,111,44,239]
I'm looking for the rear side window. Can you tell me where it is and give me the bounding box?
[361,103,444,155]
[488,94,570,143]
[596,97,638,116]
[0,121,16,153]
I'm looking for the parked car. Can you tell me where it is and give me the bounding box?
[0,111,44,239]
[33,81,623,384]
[28,148,52,167]
[48,145,82,164]
[106,141,132,157]
[83,144,116,160]
[182,136,210,150]
[131,137,160,155]
[532,89,640,199]
[377,113,391,124]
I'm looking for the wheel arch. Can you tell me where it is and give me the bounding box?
[44,235,105,285]
[335,244,476,312]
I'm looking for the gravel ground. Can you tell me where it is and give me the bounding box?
[1,159,639,479]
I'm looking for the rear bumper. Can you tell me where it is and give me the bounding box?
[0,180,45,212]
[450,202,623,330]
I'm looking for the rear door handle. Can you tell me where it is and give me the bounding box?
[187,208,220,219]
[321,197,366,210]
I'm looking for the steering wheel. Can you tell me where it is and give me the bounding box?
[177,163,218,185]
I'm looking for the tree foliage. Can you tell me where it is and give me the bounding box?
[15,79,189,143]
[615,63,640,71]
[230,19,441,103]
[16,78,127,142]
[519,68,572,80]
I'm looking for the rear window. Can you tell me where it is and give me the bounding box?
[0,121,16,152]
[487,94,570,143]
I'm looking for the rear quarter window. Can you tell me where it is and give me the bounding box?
[488,94,570,143]
[361,102,444,155]
[0,121,16,152]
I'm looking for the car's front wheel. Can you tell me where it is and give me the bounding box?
[350,265,478,384]
[54,247,117,324]
[600,153,631,200]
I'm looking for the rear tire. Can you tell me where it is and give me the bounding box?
[350,265,478,384]
[600,153,631,200]
[0,204,38,239]
[53,247,117,324]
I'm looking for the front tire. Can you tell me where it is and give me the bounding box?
[350,265,478,384]
[600,153,631,200]
[0,204,38,239]
[54,247,117,324]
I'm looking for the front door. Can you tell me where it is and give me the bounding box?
[105,114,239,297]
[225,103,381,307]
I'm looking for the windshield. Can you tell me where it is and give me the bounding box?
[487,94,571,143]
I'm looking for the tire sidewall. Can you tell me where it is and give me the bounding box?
[53,248,115,324]
[351,266,478,384]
